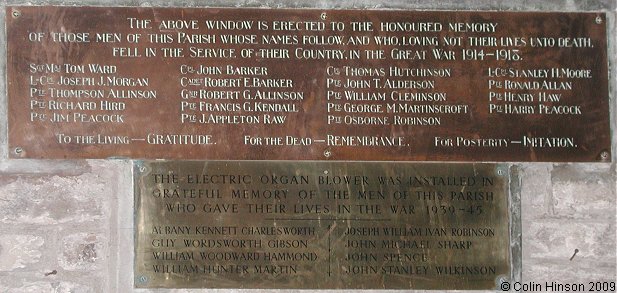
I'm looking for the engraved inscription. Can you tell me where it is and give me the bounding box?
[135,161,511,289]
[7,7,610,161]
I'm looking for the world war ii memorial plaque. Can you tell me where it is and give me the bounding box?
[6,7,611,162]
[134,161,511,289]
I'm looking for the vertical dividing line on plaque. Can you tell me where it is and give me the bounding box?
[328,224,332,277]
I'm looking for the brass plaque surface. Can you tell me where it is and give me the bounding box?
[135,161,511,289]
[6,6,611,162]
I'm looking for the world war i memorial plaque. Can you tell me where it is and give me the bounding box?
[135,161,511,289]
[6,7,611,161]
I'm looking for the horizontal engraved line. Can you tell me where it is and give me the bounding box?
[265,218,391,221]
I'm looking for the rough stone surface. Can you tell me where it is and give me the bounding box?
[551,164,616,219]
[0,173,108,225]
[60,233,106,271]
[526,220,616,260]
[519,164,553,216]
[0,160,122,292]
[0,160,91,175]
[525,259,616,283]
[0,281,94,293]
[0,235,44,271]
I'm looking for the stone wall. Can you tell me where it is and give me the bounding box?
[0,160,129,292]
[0,0,615,292]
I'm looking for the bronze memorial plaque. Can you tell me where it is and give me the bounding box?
[6,7,611,162]
[135,161,512,289]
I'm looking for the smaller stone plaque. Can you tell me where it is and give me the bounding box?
[135,161,512,289]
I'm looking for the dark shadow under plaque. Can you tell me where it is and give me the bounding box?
[135,161,513,289]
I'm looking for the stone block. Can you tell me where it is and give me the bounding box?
[525,220,615,260]
[551,165,616,219]
[519,164,552,214]
[524,258,616,284]
[0,173,108,225]
[0,160,90,175]
[59,233,106,271]
[0,281,94,293]
[551,180,614,218]
[0,235,44,271]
